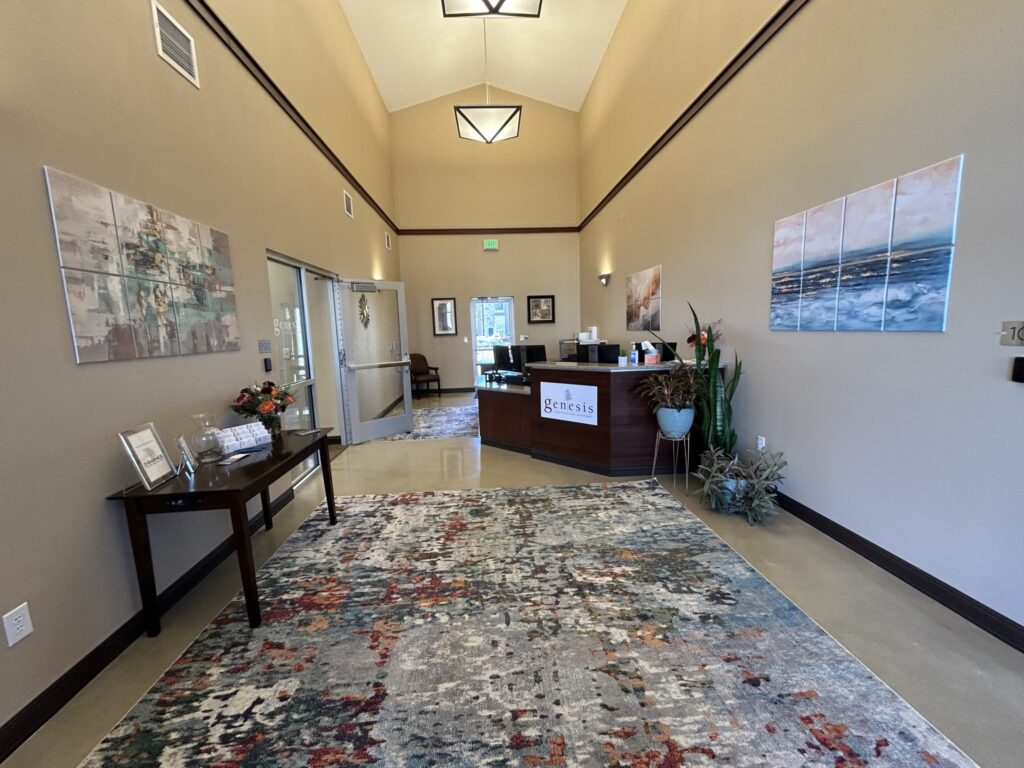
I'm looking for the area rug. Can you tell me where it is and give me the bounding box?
[377,403,478,441]
[81,482,974,767]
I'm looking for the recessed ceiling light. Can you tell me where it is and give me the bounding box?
[441,0,542,18]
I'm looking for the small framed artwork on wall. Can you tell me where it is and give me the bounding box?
[432,297,457,336]
[527,295,555,324]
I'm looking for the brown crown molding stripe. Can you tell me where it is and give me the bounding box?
[398,226,579,236]
[184,0,400,234]
[578,0,813,231]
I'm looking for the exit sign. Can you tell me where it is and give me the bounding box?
[483,238,499,251]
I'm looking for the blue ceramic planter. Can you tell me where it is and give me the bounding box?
[655,407,695,439]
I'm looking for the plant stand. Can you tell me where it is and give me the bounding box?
[650,430,690,493]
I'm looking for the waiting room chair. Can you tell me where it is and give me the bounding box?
[410,353,441,398]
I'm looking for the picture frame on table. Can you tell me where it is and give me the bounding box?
[527,295,555,324]
[432,297,457,336]
[176,434,199,475]
[118,423,176,490]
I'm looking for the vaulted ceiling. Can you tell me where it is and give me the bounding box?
[338,0,628,112]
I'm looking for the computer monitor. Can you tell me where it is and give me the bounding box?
[493,345,513,371]
[596,343,620,364]
[509,345,525,372]
[524,344,547,364]
[657,341,678,362]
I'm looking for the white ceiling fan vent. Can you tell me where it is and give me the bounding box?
[152,1,200,88]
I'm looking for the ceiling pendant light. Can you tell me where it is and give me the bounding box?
[442,0,542,19]
[454,19,522,144]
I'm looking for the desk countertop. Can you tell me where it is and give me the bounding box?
[527,361,681,373]
[475,377,530,395]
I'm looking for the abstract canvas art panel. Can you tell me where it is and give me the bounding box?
[44,168,122,275]
[61,269,137,362]
[45,166,241,362]
[626,265,661,332]
[837,179,895,331]
[112,192,201,285]
[770,212,804,330]
[771,156,962,333]
[798,199,844,331]
[125,277,179,358]
[173,281,241,355]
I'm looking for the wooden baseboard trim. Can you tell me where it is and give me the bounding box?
[0,488,296,762]
[777,492,1023,653]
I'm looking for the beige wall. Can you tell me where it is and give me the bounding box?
[400,234,581,389]
[209,0,396,221]
[579,0,783,218]
[391,86,579,228]
[0,0,398,726]
[580,0,1024,623]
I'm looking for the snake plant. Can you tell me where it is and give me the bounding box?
[688,303,742,456]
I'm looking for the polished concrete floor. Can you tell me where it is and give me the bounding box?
[8,394,1023,767]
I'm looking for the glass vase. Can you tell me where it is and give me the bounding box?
[259,412,282,440]
[190,412,221,463]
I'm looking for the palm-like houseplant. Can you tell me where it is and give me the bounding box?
[696,447,787,524]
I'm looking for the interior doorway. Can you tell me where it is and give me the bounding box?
[470,296,514,377]
[336,280,414,443]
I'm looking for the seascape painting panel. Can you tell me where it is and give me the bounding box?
[837,179,895,331]
[883,156,962,332]
[61,269,137,363]
[891,156,963,253]
[112,193,201,285]
[883,247,954,331]
[125,277,179,358]
[798,199,844,331]
[770,212,804,330]
[45,168,121,275]
[173,282,241,355]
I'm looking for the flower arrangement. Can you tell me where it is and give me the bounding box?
[686,318,723,348]
[230,381,295,436]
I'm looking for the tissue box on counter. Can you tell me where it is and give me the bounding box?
[216,423,272,453]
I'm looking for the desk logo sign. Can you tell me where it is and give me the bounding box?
[540,382,598,426]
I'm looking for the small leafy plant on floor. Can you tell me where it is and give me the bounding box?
[696,447,787,524]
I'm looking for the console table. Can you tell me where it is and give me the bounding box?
[108,429,337,636]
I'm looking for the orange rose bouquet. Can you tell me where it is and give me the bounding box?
[230,381,296,436]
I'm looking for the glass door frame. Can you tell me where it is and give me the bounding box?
[267,251,344,484]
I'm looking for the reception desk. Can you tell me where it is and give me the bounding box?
[477,362,681,476]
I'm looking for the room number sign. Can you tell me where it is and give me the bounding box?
[1000,321,1024,346]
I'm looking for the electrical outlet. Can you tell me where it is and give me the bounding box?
[756,435,767,452]
[3,602,33,647]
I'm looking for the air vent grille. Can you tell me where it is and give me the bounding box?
[152,2,199,88]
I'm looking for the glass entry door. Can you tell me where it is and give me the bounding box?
[267,256,324,485]
[337,280,413,443]
[470,296,514,376]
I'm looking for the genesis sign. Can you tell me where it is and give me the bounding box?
[540,382,598,426]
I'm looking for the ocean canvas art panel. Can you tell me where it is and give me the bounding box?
[884,156,963,331]
[837,179,895,331]
[770,155,962,334]
[770,212,804,330]
[798,199,844,331]
[45,166,242,363]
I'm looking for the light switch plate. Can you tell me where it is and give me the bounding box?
[257,339,273,354]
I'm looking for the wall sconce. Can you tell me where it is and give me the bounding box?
[599,273,612,286]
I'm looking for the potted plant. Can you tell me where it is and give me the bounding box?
[687,304,742,456]
[696,447,787,524]
[636,364,701,438]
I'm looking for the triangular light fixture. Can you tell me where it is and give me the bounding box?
[453,19,522,144]
[442,0,542,18]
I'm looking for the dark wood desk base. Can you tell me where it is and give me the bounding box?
[113,431,337,637]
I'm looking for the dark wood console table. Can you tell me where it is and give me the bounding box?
[108,429,337,637]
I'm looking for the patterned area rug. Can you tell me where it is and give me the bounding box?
[377,404,478,441]
[82,482,974,767]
